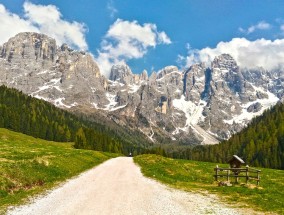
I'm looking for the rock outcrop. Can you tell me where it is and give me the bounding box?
[0,32,108,108]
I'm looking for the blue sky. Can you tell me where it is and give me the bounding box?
[1,0,284,76]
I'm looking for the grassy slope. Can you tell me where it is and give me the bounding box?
[134,154,284,214]
[0,128,118,213]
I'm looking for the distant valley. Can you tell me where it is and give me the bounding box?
[0,32,283,214]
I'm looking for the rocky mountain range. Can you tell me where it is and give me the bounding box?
[0,32,283,145]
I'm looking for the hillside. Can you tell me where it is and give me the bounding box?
[179,102,284,169]
[0,85,152,155]
[134,154,284,214]
[1,84,283,169]
[0,128,118,213]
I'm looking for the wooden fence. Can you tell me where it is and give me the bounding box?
[214,165,261,185]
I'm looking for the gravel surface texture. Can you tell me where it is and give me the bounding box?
[8,157,258,215]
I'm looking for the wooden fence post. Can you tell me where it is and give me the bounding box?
[246,165,249,184]
[215,165,218,181]
[227,169,230,182]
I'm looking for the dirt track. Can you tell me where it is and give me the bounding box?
[8,157,255,215]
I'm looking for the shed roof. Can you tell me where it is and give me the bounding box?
[228,155,245,164]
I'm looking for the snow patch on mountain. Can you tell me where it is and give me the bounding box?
[104,93,117,111]
[173,95,206,127]
[224,87,279,125]
[54,98,72,108]
[129,84,140,93]
[37,70,49,75]
[172,96,218,144]
[110,105,127,111]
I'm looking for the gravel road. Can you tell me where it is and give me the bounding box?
[8,157,255,215]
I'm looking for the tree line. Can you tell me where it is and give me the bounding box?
[0,85,151,155]
[2,85,283,169]
[164,102,284,169]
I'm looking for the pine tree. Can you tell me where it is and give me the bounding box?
[74,127,87,149]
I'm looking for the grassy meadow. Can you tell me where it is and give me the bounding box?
[0,128,118,213]
[134,154,284,214]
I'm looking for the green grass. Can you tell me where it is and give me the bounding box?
[134,154,284,214]
[0,128,119,213]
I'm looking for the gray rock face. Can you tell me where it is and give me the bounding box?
[1,32,56,69]
[247,102,262,113]
[0,32,108,109]
[109,64,133,85]
[184,63,207,102]
[156,66,179,79]
[0,33,283,145]
[140,70,148,81]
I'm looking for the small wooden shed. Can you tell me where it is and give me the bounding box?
[228,155,245,169]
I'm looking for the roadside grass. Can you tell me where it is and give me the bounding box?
[0,128,119,213]
[134,154,284,214]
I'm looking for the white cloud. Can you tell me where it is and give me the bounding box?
[0,4,38,44]
[239,21,271,34]
[23,2,88,50]
[0,2,88,50]
[107,0,118,18]
[23,2,61,24]
[176,54,186,68]
[96,19,171,77]
[184,38,284,70]
[157,31,171,44]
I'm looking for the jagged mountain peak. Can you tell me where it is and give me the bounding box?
[156,65,179,79]
[1,32,57,65]
[212,53,238,70]
[109,63,134,84]
[9,32,55,44]
[140,70,148,80]
[111,63,132,74]
[184,62,207,76]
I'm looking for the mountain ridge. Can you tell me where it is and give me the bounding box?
[0,32,283,145]
[185,101,284,169]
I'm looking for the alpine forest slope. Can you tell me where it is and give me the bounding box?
[0,85,152,155]
[185,102,284,169]
[0,127,118,213]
